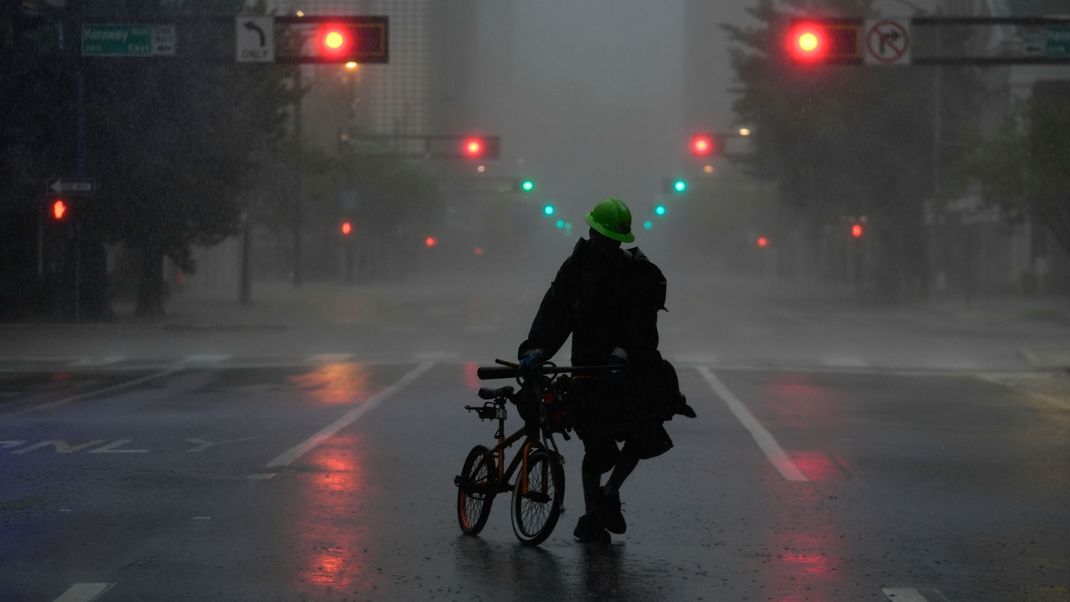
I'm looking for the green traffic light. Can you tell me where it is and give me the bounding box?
[543,204,555,216]
[672,179,688,193]
[555,219,565,229]
[655,204,667,216]
[643,220,653,230]
[520,179,535,193]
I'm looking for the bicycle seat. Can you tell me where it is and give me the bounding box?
[478,386,514,400]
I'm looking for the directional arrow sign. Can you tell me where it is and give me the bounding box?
[47,179,96,196]
[236,16,274,63]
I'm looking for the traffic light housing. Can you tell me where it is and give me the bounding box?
[786,20,861,64]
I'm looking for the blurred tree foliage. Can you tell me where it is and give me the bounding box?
[968,93,1070,254]
[723,0,982,300]
[0,0,296,317]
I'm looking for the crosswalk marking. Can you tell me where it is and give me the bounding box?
[181,354,231,364]
[307,353,353,363]
[881,587,928,601]
[70,356,126,367]
[54,583,114,602]
[821,356,867,368]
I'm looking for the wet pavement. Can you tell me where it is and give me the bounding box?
[1,274,1068,600]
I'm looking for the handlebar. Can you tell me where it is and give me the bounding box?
[476,360,618,380]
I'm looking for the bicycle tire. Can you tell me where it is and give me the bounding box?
[510,448,565,545]
[456,445,496,535]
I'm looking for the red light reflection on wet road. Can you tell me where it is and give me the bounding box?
[289,363,371,405]
[296,431,366,592]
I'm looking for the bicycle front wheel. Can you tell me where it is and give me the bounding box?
[456,445,497,535]
[510,448,565,545]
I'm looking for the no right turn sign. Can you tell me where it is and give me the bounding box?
[864,19,911,65]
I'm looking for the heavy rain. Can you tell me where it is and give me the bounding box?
[1,1,1068,600]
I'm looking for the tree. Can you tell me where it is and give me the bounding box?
[969,87,1070,254]
[723,0,982,300]
[80,0,295,315]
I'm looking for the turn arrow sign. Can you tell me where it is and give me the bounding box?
[244,20,265,47]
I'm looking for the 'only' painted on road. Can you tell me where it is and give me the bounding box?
[0,437,257,455]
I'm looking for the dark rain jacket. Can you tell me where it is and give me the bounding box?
[518,237,667,368]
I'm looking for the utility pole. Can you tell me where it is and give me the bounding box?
[292,65,304,289]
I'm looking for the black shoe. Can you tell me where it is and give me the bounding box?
[597,488,626,534]
[573,513,610,543]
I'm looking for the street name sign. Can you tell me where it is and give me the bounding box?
[864,19,911,65]
[236,16,275,63]
[82,24,176,57]
[1047,25,1070,57]
[47,179,96,196]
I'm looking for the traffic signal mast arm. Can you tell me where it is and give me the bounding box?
[787,16,1070,66]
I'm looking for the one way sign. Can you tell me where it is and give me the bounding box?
[236,16,274,63]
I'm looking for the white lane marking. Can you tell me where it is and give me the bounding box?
[1014,348,1040,367]
[192,516,211,521]
[265,362,435,468]
[247,473,276,480]
[181,354,231,364]
[821,357,867,368]
[307,353,354,363]
[0,368,180,423]
[697,366,808,482]
[413,351,458,361]
[70,356,126,367]
[881,587,928,601]
[54,583,115,602]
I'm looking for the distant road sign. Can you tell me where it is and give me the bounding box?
[82,24,175,57]
[864,19,910,65]
[47,179,96,196]
[236,16,275,63]
[1047,25,1070,57]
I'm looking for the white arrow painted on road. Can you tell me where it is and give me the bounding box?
[185,436,258,453]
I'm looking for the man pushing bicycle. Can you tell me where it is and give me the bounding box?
[517,197,695,544]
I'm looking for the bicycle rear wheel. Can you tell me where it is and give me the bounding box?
[510,448,564,545]
[456,445,497,535]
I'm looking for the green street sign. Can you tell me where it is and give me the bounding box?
[1047,25,1070,57]
[82,24,176,57]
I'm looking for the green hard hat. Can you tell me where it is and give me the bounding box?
[585,197,635,243]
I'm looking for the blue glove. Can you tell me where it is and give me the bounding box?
[518,349,545,370]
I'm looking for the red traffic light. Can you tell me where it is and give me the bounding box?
[317,24,354,59]
[51,199,68,221]
[851,224,863,238]
[690,134,715,157]
[425,236,438,248]
[341,221,353,236]
[461,137,485,158]
[788,23,827,62]
[757,235,769,248]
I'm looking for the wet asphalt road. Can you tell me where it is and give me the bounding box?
[0,273,1068,601]
[1,359,1067,601]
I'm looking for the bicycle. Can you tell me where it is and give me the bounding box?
[454,359,610,545]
